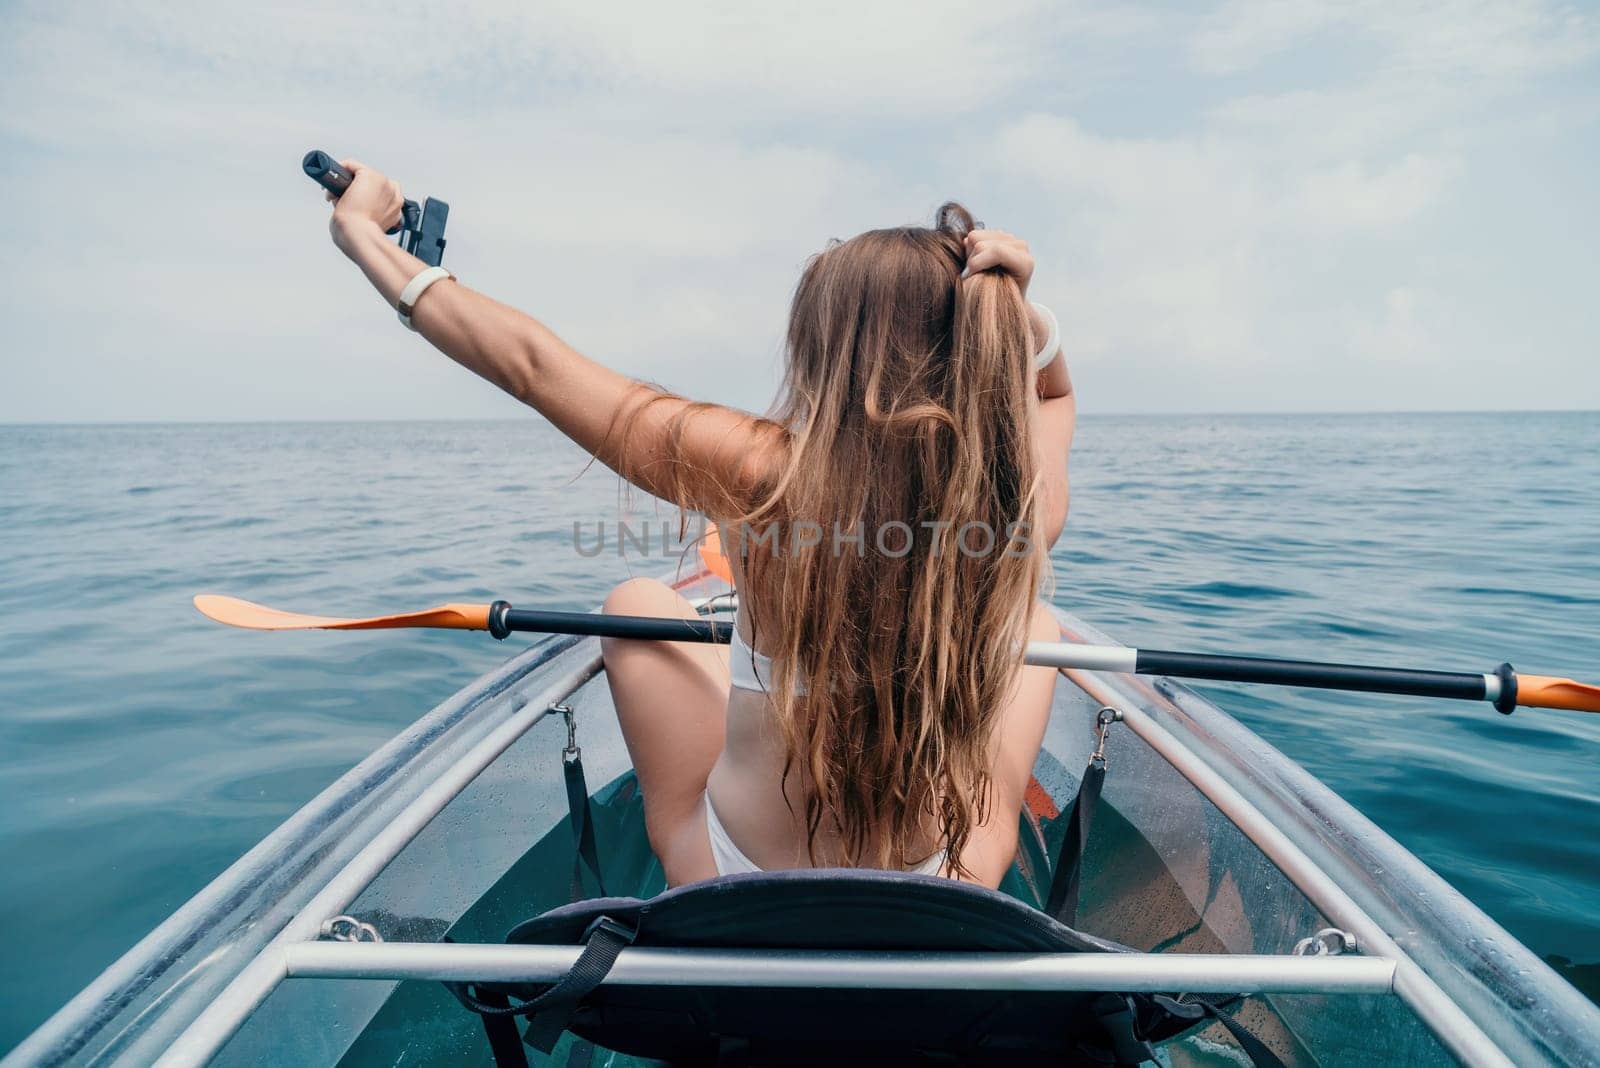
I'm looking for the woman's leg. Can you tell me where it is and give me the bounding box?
[600,577,731,886]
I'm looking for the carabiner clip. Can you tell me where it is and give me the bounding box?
[1091,707,1122,768]
[553,703,580,763]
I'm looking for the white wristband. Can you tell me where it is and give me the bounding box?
[1030,302,1060,371]
[396,266,454,330]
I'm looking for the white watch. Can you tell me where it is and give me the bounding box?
[396,266,454,330]
[1030,302,1060,371]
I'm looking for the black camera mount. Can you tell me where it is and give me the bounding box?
[302,150,449,267]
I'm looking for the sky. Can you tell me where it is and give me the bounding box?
[1,0,1597,421]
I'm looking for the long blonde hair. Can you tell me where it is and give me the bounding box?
[625,203,1042,876]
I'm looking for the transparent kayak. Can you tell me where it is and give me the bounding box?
[7,569,1598,1067]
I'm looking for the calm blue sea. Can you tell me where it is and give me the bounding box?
[1,413,1597,1049]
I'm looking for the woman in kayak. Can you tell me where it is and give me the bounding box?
[327,163,1074,888]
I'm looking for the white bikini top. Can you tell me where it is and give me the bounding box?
[727,605,807,695]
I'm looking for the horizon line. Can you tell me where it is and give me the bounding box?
[2,407,1599,428]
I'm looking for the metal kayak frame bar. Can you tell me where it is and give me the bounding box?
[283,941,1397,995]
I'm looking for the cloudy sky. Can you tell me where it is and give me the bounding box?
[2,0,1596,421]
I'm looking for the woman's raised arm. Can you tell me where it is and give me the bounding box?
[965,228,1076,548]
[328,161,778,514]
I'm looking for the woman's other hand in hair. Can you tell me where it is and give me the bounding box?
[963,229,1033,297]
[965,228,1062,387]
[327,159,407,255]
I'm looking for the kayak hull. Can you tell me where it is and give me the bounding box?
[7,568,1598,1067]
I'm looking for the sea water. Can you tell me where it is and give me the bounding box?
[1,412,1596,1049]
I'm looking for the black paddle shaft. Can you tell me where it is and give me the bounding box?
[494,604,733,644]
[483,602,1516,711]
[1135,650,1505,707]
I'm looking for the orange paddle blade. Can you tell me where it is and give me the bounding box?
[1517,675,1600,713]
[194,594,491,632]
[698,526,734,583]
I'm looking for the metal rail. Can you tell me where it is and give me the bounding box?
[283,941,1397,995]
[155,645,608,1067]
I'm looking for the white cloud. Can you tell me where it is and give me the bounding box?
[1191,0,1340,76]
[2,0,1597,418]
[987,114,1267,362]
[0,0,1065,142]
[968,0,1597,407]
[980,110,1457,380]
[1193,0,1600,80]
[1351,286,1441,365]
[1294,155,1456,230]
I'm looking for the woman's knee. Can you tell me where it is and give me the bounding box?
[602,576,676,615]
[600,577,683,663]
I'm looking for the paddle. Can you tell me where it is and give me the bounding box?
[194,594,1600,714]
[194,594,732,643]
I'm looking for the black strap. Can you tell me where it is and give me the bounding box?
[522,917,635,1052]
[1045,757,1105,925]
[1148,995,1289,1068]
[1196,1002,1289,1068]
[1091,994,1157,1065]
[473,987,531,1068]
[444,917,636,1055]
[563,751,606,901]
